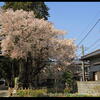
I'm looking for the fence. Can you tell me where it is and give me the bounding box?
[77,81,100,96]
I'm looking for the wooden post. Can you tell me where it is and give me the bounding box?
[82,45,85,81]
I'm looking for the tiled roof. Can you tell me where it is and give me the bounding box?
[81,49,100,60]
[72,60,89,65]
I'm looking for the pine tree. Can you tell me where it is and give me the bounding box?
[2,2,49,20]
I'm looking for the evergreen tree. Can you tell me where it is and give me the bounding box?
[62,71,73,92]
[2,2,49,20]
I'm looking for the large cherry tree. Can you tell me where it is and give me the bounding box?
[0,9,76,88]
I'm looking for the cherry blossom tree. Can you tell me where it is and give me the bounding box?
[0,9,76,88]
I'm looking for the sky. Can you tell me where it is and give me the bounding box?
[0,2,100,57]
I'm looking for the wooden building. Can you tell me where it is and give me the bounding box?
[81,49,100,81]
[71,60,89,81]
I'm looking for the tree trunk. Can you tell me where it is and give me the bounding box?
[8,59,14,88]
[18,53,33,89]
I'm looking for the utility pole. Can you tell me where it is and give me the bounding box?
[81,45,85,81]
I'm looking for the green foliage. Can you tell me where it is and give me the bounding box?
[47,93,95,97]
[64,87,71,93]
[2,2,49,20]
[47,88,56,93]
[16,89,48,97]
[62,71,73,86]
[0,56,19,87]
[65,93,94,97]
[15,89,98,97]
[0,56,12,80]
[62,71,73,93]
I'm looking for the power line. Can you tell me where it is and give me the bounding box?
[85,38,100,51]
[86,43,100,53]
[77,38,100,57]
[77,10,100,39]
[77,19,100,46]
[76,11,100,57]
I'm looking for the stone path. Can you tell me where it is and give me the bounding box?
[0,90,9,97]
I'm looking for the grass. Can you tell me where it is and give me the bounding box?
[48,93,100,97]
[14,89,49,97]
[13,89,100,97]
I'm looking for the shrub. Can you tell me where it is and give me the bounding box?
[16,89,48,97]
[64,87,71,93]
[47,88,56,93]
[62,71,73,91]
